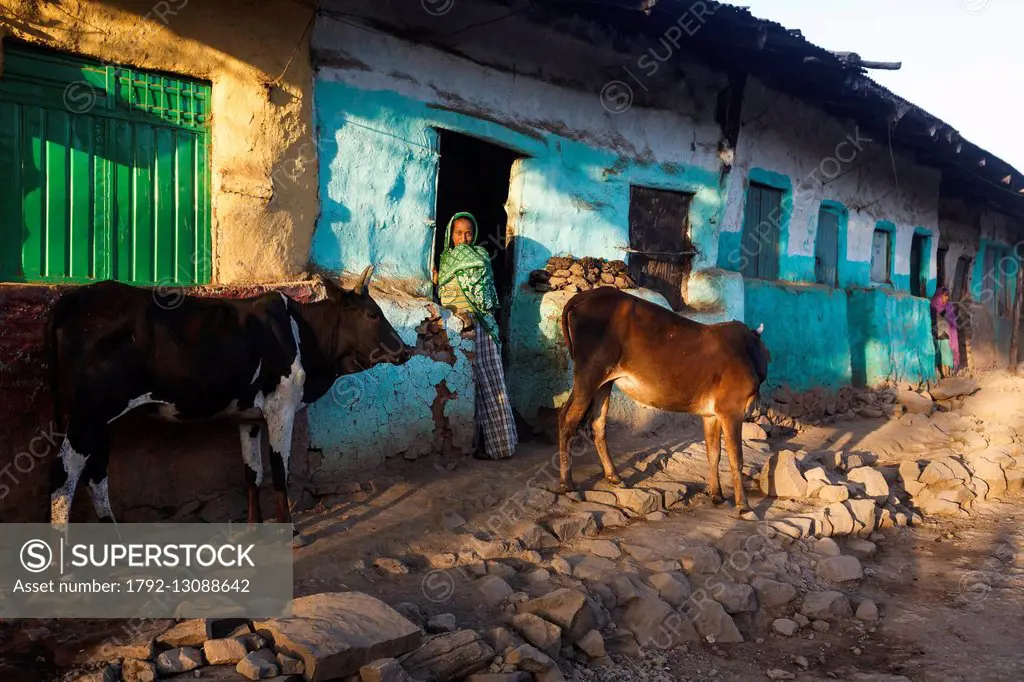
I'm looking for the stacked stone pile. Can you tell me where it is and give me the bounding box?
[528,257,636,293]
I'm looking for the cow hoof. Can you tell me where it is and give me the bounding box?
[292,532,311,549]
[556,483,576,495]
[736,508,758,521]
[605,476,625,487]
[710,494,727,506]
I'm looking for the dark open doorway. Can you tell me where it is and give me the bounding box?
[433,130,520,331]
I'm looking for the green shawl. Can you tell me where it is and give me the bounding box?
[438,211,500,340]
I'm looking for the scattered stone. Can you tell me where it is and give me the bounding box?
[579,539,621,559]
[477,575,514,606]
[801,591,852,621]
[856,600,879,621]
[693,600,744,644]
[794,614,810,628]
[751,576,797,608]
[612,575,655,605]
[759,451,809,498]
[897,390,933,414]
[571,555,617,580]
[646,511,668,521]
[204,638,249,665]
[604,487,662,516]
[678,545,723,574]
[487,561,517,581]
[103,620,174,661]
[486,627,516,653]
[545,514,598,543]
[236,650,279,680]
[427,614,458,633]
[813,537,842,556]
[773,619,798,637]
[644,559,681,573]
[577,630,605,659]
[550,556,573,576]
[604,630,641,659]
[714,582,758,613]
[467,674,531,682]
[817,484,850,503]
[811,620,831,633]
[621,596,698,647]
[253,592,421,682]
[442,510,468,530]
[373,558,410,576]
[275,652,305,675]
[582,490,619,507]
[400,630,495,682]
[428,553,458,569]
[156,620,215,648]
[514,522,560,550]
[743,422,769,441]
[121,660,157,682]
[517,589,598,643]
[505,643,556,673]
[511,614,561,655]
[767,668,796,680]
[845,538,877,558]
[638,481,689,508]
[648,572,692,607]
[847,467,890,498]
[359,657,414,682]
[847,498,878,536]
[817,555,863,582]
[929,377,980,401]
[155,648,203,676]
[620,544,662,562]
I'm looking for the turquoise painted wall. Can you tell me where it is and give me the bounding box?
[743,279,852,392]
[308,78,729,454]
[847,288,936,387]
[305,297,475,477]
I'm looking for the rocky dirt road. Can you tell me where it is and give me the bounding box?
[8,373,1024,681]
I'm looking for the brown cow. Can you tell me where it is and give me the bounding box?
[557,287,770,517]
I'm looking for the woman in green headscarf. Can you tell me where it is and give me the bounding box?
[433,212,518,460]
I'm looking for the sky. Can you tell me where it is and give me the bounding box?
[731,0,1022,170]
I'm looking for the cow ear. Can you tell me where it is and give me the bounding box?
[755,323,764,336]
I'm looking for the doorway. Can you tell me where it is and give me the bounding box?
[432,130,520,333]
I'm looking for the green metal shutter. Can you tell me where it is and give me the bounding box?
[740,183,781,280]
[0,43,211,285]
[815,207,840,287]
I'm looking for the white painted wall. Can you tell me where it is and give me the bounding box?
[726,78,942,280]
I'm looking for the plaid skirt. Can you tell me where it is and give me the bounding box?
[471,317,518,459]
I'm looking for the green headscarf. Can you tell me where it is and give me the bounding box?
[438,211,500,340]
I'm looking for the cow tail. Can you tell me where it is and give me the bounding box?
[561,293,580,359]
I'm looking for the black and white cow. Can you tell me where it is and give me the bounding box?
[45,266,408,545]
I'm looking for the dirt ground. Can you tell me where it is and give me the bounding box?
[4,372,1024,681]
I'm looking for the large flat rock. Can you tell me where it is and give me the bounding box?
[253,592,421,682]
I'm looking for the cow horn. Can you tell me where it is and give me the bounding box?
[354,265,374,295]
[756,323,764,336]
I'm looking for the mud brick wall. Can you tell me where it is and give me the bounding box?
[0,283,317,524]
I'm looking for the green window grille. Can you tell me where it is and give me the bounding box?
[0,43,211,285]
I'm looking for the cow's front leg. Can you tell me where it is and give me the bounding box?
[264,393,309,548]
